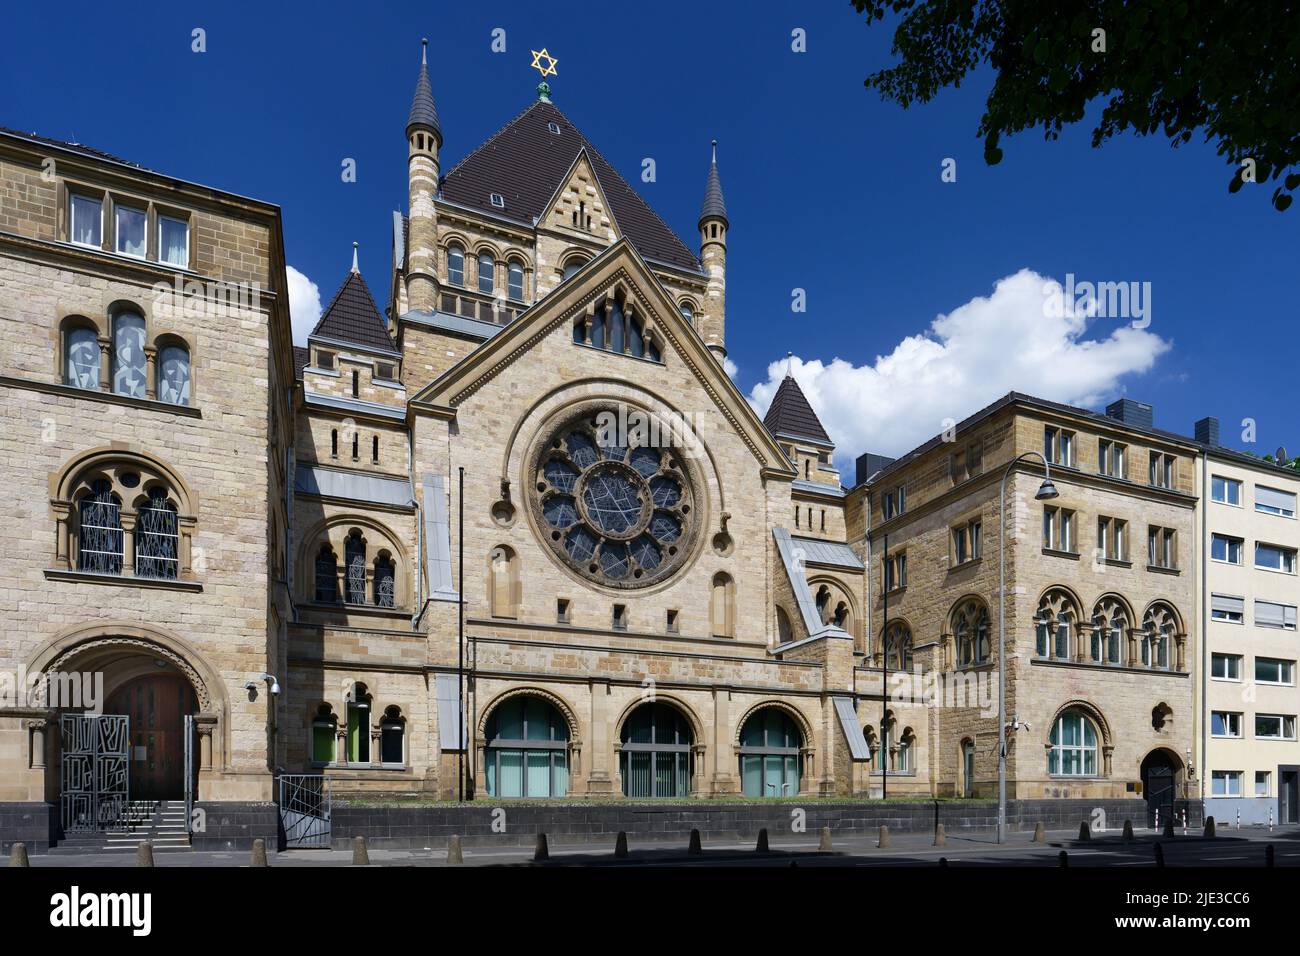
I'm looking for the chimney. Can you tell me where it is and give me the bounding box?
[1195,416,1221,447]
[856,452,896,487]
[1105,398,1153,431]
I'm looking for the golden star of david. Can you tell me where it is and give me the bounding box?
[530,48,558,79]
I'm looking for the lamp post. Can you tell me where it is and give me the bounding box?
[998,452,1059,844]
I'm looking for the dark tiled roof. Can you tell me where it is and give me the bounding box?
[0,125,145,170]
[763,375,833,446]
[407,44,441,141]
[293,346,309,381]
[310,270,397,354]
[439,100,701,272]
[699,154,727,227]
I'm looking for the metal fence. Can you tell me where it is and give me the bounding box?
[279,774,331,848]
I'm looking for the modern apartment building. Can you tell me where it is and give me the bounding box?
[1195,417,1300,825]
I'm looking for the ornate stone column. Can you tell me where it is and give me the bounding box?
[28,719,47,770]
[53,503,72,568]
[1175,632,1187,671]
[144,345,157,400]
[689,743,706,797]
[120,512,137,575]
[194,714,217,771]
[1102,745,1114,776]
[1126,627,1143,668]
[1076,623,1094,664]
[97,335,111,391]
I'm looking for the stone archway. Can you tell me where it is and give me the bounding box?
[1140,748,1184,827]
[27,622,227,802]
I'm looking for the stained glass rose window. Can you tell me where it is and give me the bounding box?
[531,408,696,587]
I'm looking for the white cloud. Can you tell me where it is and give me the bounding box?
[286,265,322,346]
[748,269,1171,471]
[722,356,738,379]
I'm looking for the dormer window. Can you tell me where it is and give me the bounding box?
[547,122,561,135]
[69,193,103,247]
[158,214,189,267]
[490,192,505,208]
[316,350,335,370]
[114,204,147,258]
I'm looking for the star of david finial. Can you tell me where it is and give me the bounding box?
[530,48,558,79]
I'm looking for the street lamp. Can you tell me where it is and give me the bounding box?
[998,452,1058,844]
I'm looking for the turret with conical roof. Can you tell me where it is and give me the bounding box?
[698,140,728,361]
[763,364,839,487]
[404,38,441,315]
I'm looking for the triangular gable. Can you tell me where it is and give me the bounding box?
[537,148,621,244]
[410,238,793,476]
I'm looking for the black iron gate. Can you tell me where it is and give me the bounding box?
[60,714,130,832]
[1143,760,1176,826]
[279,774,331,848]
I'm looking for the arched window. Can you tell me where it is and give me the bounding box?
[620,703,693,797]
[679,302,694,325]
[561,256,588,281]
[1048,708,1100,776]
[345,683,371,764]
[64,323,100,389]
[815,585,830,622]
[897,727,916,773]
[447,244,465,286]
[314,544,338,603]
[507,260,525,301]
[1142,604,1177,669]
[380,705,405,765]
[1091,597,1127,665]
[373,553,395,608]
[111,311,147,398]
[489,546,520,618]
[477,252,494,294]
[571,294,660,363]
[134,488,178,579]
[344,530,366,605]
[884,622,912,671]
[77,479,123,574]
[484,696,570,798]
[1035,589,1077,661]
[311,704,337,764]
[953,598,990,667]
[157,342,191,406]
[711,573,734,637]
[738,708,802,797]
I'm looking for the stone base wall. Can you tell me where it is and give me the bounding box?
[327,797,1157,849]
[189,802,279,851]
[0,802,54,854]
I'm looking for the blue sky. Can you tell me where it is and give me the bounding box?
[4,0,1295,467]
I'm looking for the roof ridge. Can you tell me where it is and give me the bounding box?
[441,99,545,184]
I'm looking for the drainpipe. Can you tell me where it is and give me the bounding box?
[410,425,423,629]
[1199,454,1208,806]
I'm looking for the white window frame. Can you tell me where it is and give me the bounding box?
[1210,653,1241,681]
[1211,533,1243,566]
[1256,771,1271,796]
[1211,475,1242,507]
[1044,426,1075,467]
[1254,658,1295,686]
[157,213,190,268]
[1211,711,1242,738]
[1255,542,1297,575]
[69,192,103,248]
[1212,770,1243,797]
[1255,485,1297,519]
[113,202,148,259]
[1254,713,1297,740]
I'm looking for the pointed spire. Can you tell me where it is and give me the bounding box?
[406,38,442,145]
[699,139,728,228]
[763,370,832,447]
[350,241,360,274]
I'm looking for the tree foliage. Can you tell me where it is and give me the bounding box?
[852,0,1300,210]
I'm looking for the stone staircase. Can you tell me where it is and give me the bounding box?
[52,800,191,854]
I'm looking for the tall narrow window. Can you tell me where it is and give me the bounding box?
[345,531,366,604]
[346,686,371,763]
[738,709,802,797]
[314,545,338,602]
[65,325,100,389]
[711,573,735,637]
[135,489,179,579]
[77,479,123,574]
[158,214,189,267]
[371,435,379,463]
[311,706,337,764]
[380,706,405,764]
[351,369,359,398]
[330,429,338,458]
[114,204,146,258]
[1048,709,1099,776]
[621,703,693,798]
[477,252,494,293]
[111,312,147,397]
[507,261,524,301]
[447,244,465,286]
[679,302,694,324]
[69,193,102,247]
[157,344,190,405]
[373,554,395,608]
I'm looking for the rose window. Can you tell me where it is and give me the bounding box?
[532,411,695,587]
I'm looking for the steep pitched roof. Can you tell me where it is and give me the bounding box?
[699,147,727,227]
[439,100,701,272]
[763,375,833,446]
[406,41,441,141]
[310,270,397,354]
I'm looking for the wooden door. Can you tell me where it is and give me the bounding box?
[105,674,195,800]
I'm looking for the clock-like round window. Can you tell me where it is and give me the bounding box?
[530,408,697,588]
